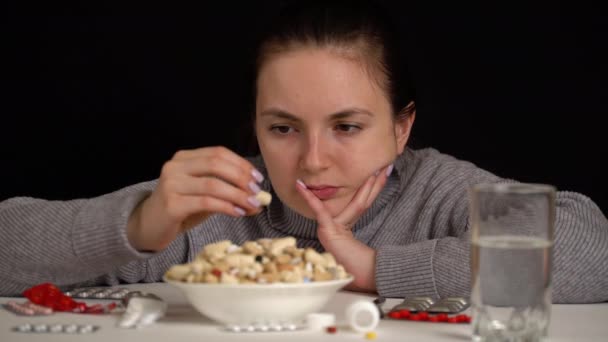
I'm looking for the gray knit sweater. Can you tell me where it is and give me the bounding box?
[1,148,607,303]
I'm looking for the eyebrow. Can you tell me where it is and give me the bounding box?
[259,108,374,121]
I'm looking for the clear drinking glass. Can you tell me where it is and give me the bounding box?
[469,183,556,342]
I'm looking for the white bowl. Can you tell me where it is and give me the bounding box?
[163,275,353,325]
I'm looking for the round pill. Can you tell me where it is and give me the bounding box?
[79,325,94,333]
[78,291,93,298]
[436,313,449,322]
[211,268,222,277]
[226,324,241,332]
[254,324,269,332]
[409,313,422,321]
[34,324,48,333]
[388,311,401,319]
[365,331,377,340]
[16,324,32,332]
[326,326,337,333]
[65,324,79,333]
[94,291,111,299]
[283,323,297,331]
[456,314,471,323]
[398,309,411,318]
[447,317,459,323]
[50,324,64,333]
[255,191,272,206]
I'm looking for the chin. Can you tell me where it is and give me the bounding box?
[289,198,348,220]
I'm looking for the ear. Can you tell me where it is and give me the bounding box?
[394,101,416,154]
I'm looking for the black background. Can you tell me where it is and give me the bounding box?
[2,1,606,215]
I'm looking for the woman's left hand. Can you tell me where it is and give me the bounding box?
[295,163,393,291]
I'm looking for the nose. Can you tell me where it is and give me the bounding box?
[299,132,330,173]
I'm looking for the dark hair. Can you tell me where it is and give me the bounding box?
[241,0,416,155]
[254,0,415,119]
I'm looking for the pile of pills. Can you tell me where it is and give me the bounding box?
[165,236,349,284]
[13,323,99,334]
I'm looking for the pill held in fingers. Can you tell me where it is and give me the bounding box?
[255,191,272,206]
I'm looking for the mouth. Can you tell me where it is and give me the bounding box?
[305,184,339,200]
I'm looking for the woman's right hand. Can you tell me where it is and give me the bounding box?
[127,146,265,252]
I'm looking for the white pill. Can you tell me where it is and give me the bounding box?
[255,191,272,206]
[17,324,32,332]
[50,324,63,333]
[34,324,48,333]
[64,324,79,333]
[226,324,241,332]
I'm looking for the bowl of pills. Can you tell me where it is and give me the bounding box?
[163,237,353,325]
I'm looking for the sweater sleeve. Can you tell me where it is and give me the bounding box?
[375,157,608,303]
[0,180,189,296]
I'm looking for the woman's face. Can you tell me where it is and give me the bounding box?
[255,47,413,218]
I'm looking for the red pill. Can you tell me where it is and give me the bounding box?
[211,269,222,277]
[409,314,422,321]
[398,309,411,318]
[388,311,401,319]
[326,326,337,333]
[456,314,471,323]
[447,317,459,323]
[436,313,449,322]
[75,302,87,313]
[428,316,441,322]
[418,312,429,320]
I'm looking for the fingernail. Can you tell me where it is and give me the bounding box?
[296,179,307,189]
[386,163,394,176]
[235,207,246,216]
[248,181,261,194]
[248,196,261,208]
[251,169,264,183]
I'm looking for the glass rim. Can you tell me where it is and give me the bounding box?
[471,182,556,195]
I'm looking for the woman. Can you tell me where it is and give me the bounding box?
[1,0,607,302]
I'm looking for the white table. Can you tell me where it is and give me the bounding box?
[1,283,607,341]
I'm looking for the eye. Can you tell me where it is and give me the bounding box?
[270,125,295,135]
[335,124,361,134]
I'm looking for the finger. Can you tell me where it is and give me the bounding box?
[334,174,377,226]
[172,146,264,183]
[163,155,261,197]
[168,194,249,227]
[167,175,263,214]
[365,164,392,208]
[295,180,335,227]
